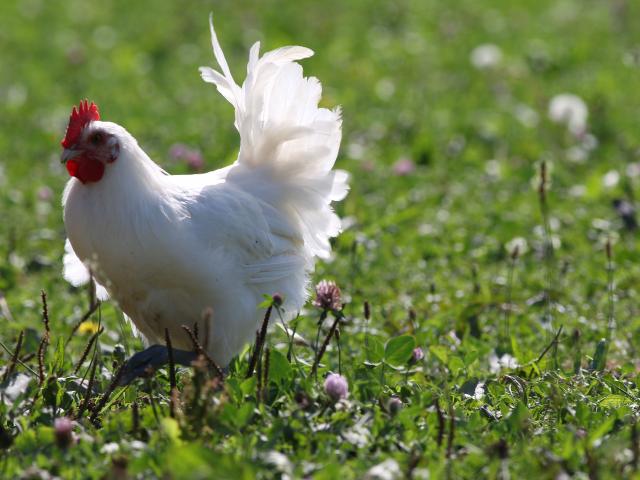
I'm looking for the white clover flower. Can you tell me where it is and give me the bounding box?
[128,440,147,450]
[603,170,620,188]
[485,159,501,178]
[513,103,539,128]
[581,133,598,151]
[342,424,371,448]
[263,451,293,477]
[627,163,640,178]
[347,142,365,160]
[3,373,31,405]
[548,93,588,136]
[469,43,502,70]
[375,78,396,101]
[506,237,528,257]
[569,185,586,197]
[470,44,503,69]
[489,353,519,374]
[472,382,486,400]
[365,459,402,480]
[100,442,120,454]
[566,146,588,163]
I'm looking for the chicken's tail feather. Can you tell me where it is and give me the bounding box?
[199,15,348,260]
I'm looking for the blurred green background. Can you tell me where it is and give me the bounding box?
[2,0,640,477]
[2,0,640,337]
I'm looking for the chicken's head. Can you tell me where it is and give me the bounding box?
[60,100,120,184]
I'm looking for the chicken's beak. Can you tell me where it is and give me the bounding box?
[61,148,81,164]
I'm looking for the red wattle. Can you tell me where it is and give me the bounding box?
[66,156,105,184]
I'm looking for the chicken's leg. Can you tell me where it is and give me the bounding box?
[118,345,197,385]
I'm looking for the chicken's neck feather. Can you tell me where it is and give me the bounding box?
[63,122,192,280]
[65,122,189,217]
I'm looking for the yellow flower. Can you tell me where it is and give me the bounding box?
[77,320,100,336]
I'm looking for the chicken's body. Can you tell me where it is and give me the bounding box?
[61,18,348,367]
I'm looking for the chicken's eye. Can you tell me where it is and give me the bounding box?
[90,132,103,145]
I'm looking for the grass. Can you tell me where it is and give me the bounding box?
[2,0,640,478]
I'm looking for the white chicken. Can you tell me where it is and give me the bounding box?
[61,16,348,381]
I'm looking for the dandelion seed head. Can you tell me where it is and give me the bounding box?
[548,93,588,136]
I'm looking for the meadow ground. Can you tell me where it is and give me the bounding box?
[1,0,640,478]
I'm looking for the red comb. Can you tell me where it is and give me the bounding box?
[61,100,100,148]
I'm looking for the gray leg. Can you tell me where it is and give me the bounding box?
[118,345,198,385]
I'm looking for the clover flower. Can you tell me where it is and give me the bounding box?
[324,373,349,402]
[388,396,403,415]
[184,150,204,171]
[548,93,588,136]
[392,157,415,176]
[313,280,342,311]
[470,44,502,69]
[37,186,54,202]
[365,459,402,480]
[54,417,74,449]
[271,293,283,307]
[411,346,424,363]
[168,143,204,171]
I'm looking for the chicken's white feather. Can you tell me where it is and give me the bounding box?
[62,17,348,366]
[63,239,110,301]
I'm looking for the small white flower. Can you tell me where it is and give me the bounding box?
[566,146,588,163]
[365,459,402,480]
[412,468,431,480]
[3,374,31,405]
[100,442,120,454]
[418,223,435,236]
[474,382,486,400]
[375,78,396,101]
[342,424,371,448]
[7,84,28,107]
[627,163,640,178]
[464,382,486,400]
[347,142,365,160]
[548,93,588,135]
[592,218,611,230]
[505,237,528,257]
[128,440,147,450]
[603,170,620,188]
[485,159,501,178]
[470,44,503,69]
[581,133,598,151]
[489,353,518,374]
[513,104,539,128]
[569,185,586,197]
[436,209,450,222]
[264,451,293,477]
